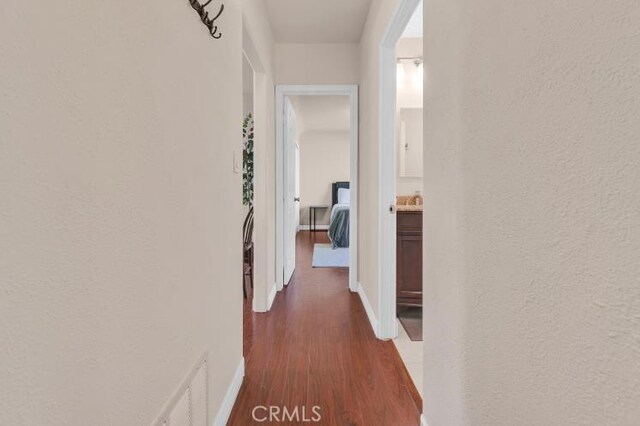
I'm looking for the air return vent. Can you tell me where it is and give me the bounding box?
[152,353,208,426]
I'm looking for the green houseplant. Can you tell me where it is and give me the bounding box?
[243,113,254,206]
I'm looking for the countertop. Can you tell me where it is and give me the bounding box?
[396,204,423,212]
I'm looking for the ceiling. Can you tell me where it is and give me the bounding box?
[401,1,423,39]
[288,95,350,135]
[265,0,373,44]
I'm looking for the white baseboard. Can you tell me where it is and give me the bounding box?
[297,224,329,231]
[213,357,245,426]
[252,283,278,313]
[252,291,265,313]
[357,282,379,338]
[267,283,277,310]
[420,414,429,426]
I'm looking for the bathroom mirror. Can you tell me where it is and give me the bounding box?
[398,107,423,178]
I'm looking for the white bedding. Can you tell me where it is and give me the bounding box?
[330,203,349,221]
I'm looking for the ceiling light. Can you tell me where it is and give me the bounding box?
[413,60,424,88]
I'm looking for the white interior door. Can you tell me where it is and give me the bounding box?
[294,143,301,231]
[283,98,297,285]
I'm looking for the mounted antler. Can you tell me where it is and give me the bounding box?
[189,0,225,39]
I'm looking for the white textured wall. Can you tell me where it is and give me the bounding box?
[0,0,243,424]
[423,0,640,425]
[275,43,360,84]
[299,131,350,225]
[243,55,254,116]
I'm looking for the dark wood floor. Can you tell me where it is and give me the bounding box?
[230,231,421,425]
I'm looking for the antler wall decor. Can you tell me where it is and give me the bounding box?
[189,0,224,39]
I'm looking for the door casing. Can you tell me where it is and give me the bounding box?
[378,0,422,339]
[275,85,359,292]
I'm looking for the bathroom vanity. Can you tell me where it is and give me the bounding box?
[396,206,423,309]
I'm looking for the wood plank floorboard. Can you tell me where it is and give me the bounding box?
[230,231,421,425]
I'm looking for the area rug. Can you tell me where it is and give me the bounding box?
[398,307,423,341]
[312,244,349,268]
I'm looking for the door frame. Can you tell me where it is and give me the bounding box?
[378,0,422,339]
[275,85,359,293]
[243,26,275,313]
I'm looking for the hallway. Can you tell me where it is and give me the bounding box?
[230,231,421,425]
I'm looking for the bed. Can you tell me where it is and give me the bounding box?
[328,182,350,248]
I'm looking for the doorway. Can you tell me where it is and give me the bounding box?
[379,0,424,404]
[275,85,359,293]
[242,53,255,307]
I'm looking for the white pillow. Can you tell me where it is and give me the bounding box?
[337,188,350,205]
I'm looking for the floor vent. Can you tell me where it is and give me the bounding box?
[153,353,208,426]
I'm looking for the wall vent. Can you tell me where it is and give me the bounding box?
[152,353,208,426]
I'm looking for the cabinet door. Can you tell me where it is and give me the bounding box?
[397,232,423,300]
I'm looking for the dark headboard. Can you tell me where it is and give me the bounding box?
[332,181,350,206]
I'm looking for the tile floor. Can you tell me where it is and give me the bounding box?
[393,319,423,397]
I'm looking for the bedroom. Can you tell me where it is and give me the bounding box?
[285,94,353,270]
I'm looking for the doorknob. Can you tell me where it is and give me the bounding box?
[294,197,300,202]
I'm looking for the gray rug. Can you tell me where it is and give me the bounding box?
[398,308,423,341]
[312,244,349,268]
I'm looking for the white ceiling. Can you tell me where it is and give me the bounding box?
[401,1,423,39]
[288,95,350,135]
[265,0,373,44]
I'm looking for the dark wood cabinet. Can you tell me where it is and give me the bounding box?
[396,211,423,308]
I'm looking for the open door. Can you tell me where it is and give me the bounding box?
[283,97,297,285]
[294,143,301,232]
